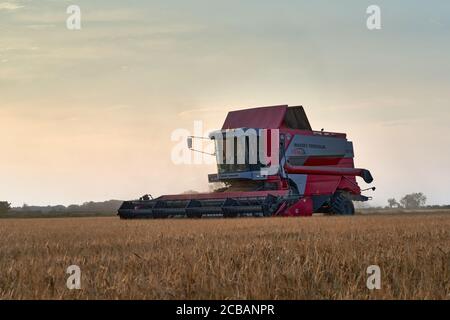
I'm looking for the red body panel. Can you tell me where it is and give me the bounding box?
[284,197,313,216]
[303,175,342,196]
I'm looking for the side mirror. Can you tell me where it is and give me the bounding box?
[187,136,193,149]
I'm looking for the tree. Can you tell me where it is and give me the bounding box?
[400,193,427,209]
[0,201,11,214]
[387,198,400,208]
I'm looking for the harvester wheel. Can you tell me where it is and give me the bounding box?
[330,193,355,215]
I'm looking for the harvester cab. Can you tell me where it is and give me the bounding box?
[118,105,374,219]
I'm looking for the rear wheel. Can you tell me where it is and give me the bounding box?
[330,193,355,215]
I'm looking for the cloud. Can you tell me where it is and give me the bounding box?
[12,7,143,24]
[0,2,23,11]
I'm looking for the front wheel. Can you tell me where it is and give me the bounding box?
[330,193,355,215]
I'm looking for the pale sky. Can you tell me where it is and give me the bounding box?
[1,1,449,207]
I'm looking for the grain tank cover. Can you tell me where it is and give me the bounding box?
[221,105,312,130]
[284,106,312,130]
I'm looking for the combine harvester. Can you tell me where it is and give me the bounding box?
[118,105,374,218]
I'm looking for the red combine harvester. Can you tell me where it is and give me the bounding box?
[118,105,374,218]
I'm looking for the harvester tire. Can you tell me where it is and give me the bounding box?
[330,193,355,215]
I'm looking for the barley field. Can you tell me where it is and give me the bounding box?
[0,213,449,299]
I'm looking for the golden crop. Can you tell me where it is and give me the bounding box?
[0,213,448,299]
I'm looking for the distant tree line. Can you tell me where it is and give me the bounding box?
[0,201,11,214]
[387,192,427,209]
[4,200,123,215]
